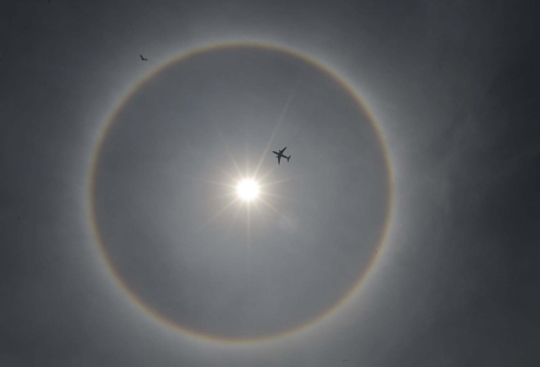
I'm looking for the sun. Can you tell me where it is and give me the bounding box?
[236,179,260,202]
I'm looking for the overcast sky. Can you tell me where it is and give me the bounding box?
[2,0,540,366]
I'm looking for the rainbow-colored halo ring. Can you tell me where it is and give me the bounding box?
[87,41,394,345]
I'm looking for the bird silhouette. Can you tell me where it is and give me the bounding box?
[140,54,148,61]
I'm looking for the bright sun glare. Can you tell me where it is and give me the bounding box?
[236,179,260,202]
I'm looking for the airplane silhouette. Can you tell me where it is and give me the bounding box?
[140,54,148,61]
[272,147,290,165]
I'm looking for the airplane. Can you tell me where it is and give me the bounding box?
[140,54,148,61]
[272,147,291,165]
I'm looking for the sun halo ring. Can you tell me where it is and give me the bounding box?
[87,41,394,345]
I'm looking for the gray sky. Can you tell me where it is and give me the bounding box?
[2,0,540,366]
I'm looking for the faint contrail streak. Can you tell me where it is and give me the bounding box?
[254,75,302,176]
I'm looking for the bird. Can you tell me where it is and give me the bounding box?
[140,54,148,61]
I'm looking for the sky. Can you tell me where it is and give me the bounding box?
[1,0,540,366]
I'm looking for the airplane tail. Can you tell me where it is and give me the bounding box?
[287,155,291,162]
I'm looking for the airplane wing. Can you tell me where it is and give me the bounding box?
[280,147,287,153]
[272,151,279,155]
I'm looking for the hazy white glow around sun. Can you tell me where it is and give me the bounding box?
[236,179,260,201]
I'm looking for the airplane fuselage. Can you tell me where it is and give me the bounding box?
[272,147,290,164]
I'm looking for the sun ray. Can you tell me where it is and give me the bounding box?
[257,191,294,202]
[257,197,285,218]
[245,203,253,297]
[246,202,252,251]
[222,138,244,179]
[196,197,240,233]
[251,200,271,232]
[259,178,291,188]
[225,201,243,235]
[204,192,239,205]
[253,75,302,178]
[196,177,237,189]
[212,124,245,180]
[257,198,301,240]
[209,162,237,182]
[259,165,341,188]
[256,165,281,182]
[259,172,309,188]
